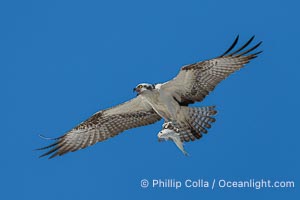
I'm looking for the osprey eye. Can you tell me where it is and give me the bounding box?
[138,85,143,88]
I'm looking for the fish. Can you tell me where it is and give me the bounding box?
[157,126,189,156]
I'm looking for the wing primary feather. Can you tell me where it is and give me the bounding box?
[253,50,263,56]
[219,35,239,57]
[53,142,73,157]
[49,151,61,159]
[39,145,60,158]
[237,41,263,56]
[35,141,58,151]
[38,134,63,140]
[56,148,70,157]
[227,35,255,56]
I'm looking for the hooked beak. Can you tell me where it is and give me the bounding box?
[133,87,140,93]
[133,87,140,96]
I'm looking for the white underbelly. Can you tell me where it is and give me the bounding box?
[142,91,180,121]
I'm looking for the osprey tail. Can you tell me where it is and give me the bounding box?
[181,106,217,142]
[157,106,217,155]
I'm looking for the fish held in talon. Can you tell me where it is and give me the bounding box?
[158,128,189,156]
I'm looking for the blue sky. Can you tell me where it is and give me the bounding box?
[1,0,299,199]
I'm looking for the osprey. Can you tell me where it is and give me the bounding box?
[37,36,262,158]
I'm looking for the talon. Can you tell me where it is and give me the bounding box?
[163,121,172,129]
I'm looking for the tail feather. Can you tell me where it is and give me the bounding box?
[182,106,217,142]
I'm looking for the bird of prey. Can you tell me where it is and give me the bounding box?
[37,35,262,158]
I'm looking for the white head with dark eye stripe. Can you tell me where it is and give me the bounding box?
[133,83,155,94]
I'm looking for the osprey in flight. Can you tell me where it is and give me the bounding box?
[37,36,262,158]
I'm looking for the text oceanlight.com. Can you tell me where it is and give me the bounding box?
[140,179,295,190]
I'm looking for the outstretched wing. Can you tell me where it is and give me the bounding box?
[161,36,262,106]
[37,95,161,158]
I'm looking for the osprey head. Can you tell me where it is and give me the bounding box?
[133,83,155,94]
